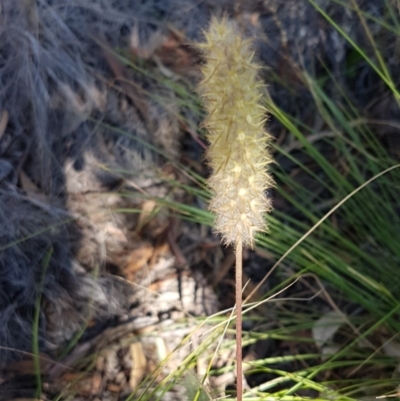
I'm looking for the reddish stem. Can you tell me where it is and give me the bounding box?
[235,239,243,401]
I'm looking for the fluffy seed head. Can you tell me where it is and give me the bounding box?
[197,17,273,247]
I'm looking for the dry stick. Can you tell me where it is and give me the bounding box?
[235,239,243,401]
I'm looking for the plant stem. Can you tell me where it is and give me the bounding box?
[235,238,243,401]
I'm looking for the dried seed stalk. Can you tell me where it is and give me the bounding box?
[197,17,273,401]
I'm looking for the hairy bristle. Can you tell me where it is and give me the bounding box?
[198,17,273,247]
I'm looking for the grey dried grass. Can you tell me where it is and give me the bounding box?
[0,0,213,367]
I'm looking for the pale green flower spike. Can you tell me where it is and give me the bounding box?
[197,17,273,249]
[197,17,274,401]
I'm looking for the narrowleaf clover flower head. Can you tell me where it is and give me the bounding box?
[197,17,274,248]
